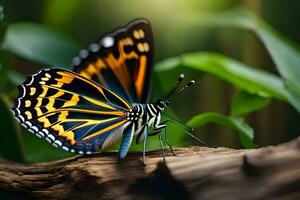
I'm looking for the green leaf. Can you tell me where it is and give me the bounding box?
[157,52,290,99]
[230,90,270,117]
[181,52,289,100]
[187,112,255,148]
[0,94,25,162]
[256,22,300,86]
[1,22,81,68]
[156,52,300,112]
[181,8,300,112]
[256,22,300,102]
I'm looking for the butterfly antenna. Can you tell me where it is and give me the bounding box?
[163,112,211,147]
[163,75,195,101]
[177,80,195,94]
[164,74,185,100]
[163,112,194,132]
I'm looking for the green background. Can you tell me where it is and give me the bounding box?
[1,0,300,163]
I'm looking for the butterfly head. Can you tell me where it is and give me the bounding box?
[155,98,170,110]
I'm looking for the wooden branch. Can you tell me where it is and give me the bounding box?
[1,137,300,200]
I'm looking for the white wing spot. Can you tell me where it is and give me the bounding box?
[72,57,81,66]
[62,146,69,151]
[89,43,100,52]
[25,121,32,127]
[79,49,89,59]
[101,36,114,48]
[14,117,20,123]
[31,126,39,132]
[48,134,55,141]
[42,129,49,134]
[39,132,45,137]
[54,140,62,147]
[46,137,52,143]
[28,129,34,134]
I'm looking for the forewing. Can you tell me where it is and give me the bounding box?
[73,19,154,103]
[11,68,131,154]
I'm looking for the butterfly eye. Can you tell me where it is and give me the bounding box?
[165,100,170,105]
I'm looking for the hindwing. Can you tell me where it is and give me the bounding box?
[11,68,131,154]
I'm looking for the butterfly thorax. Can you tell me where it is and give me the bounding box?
[126,102,166,134]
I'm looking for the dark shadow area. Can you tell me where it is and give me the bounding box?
[65,169,108,200]
[128,161,190,200]
[242,155,264,177]
[0,190,38,200]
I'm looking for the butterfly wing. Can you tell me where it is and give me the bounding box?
[11,68,131,154]
[72,19,154,104]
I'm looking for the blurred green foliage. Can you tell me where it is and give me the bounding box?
[187,112,254,148]
[1,22,81,68]
[0,1,300,163]
[0,95,24,162]
[181,8,300,111]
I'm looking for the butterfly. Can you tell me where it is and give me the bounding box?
[11,19,195,163]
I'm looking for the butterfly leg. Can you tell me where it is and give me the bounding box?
[158,131,166,162]
[148,128,162,136]
[152,123,167,161]
[150,120,176,156]
[136,125,148,144]
[136,125,150,165]
[147,127,166,161]
[148,121,178,161]
[149,127,176,156]
[142,127,149,165]
[164,126,176,156]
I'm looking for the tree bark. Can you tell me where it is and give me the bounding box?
[0,137,300,200]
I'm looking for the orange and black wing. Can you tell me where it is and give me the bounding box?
[72,19,153,104]
[11,68,131,154]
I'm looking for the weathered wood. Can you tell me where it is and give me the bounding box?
[0,137,300,200]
